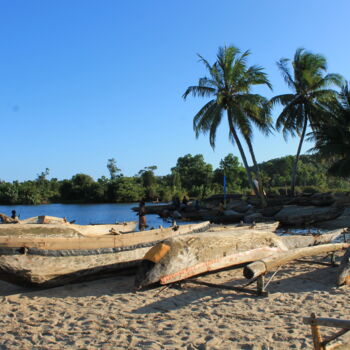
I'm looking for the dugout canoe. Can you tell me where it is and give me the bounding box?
[0,221,210,287]
[207,221,279,232]
[135,228,344,288]
[0,216,138,237]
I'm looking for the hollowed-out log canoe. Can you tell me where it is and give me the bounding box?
[0,217,138,237]
[0,221,210,287]
[135,228,344,288]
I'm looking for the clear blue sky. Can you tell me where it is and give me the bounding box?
[0,0,349,181]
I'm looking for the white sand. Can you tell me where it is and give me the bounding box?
[0,258,349,349]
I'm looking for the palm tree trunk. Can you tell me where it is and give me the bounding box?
[246,138,267,207]
[291,117,308,196]
[227,111,259,199]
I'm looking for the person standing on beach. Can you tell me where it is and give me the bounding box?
[11,210,18,220]
[138,200,147,231]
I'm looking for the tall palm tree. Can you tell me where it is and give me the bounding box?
[308,82,350,177]
[270,48,342,196]
[183,45,273,206]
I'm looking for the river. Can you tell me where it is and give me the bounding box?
[0,203,175,229]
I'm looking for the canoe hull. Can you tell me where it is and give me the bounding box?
[135,228,344,288]
[0,246,151,287]
[0,222,138,237]
[0,222,211,287]
[135,229,288,288]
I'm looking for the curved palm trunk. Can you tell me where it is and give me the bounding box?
[227,111,260,201]
[246,138,267,207]
[291,117,308,196]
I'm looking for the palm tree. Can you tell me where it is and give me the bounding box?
[183,45,273,206]
[270,48,342,196]
[308,82,350,177]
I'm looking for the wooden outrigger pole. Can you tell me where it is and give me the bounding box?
[243,243,350,280]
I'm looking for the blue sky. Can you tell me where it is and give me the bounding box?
[0,0,349,181]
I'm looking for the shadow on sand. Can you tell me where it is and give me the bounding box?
[132,264,341,314]
[0,262,342,304]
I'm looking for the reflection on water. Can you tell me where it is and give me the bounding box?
[0,203,174,229]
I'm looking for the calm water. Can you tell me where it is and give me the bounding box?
[0,203,175,229]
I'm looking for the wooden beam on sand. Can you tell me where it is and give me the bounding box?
[303,313,350,350]
[337,247,350,286]
[243,243,350,280]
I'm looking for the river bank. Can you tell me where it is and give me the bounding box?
[141,193,350,229]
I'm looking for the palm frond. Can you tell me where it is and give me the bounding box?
[182,85,216,100]
[235,94,273,135]
[269,94,296,107]
[208,105,224,148]
[192,100,216,132]
[276,58,295,91]
[197,54,212,72]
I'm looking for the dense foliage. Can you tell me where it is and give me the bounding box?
[1,154,349,205]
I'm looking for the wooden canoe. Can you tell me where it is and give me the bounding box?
[135,228,344,288]
[0,221,210,287]
[0,216,138,237]
[207,221,279,232]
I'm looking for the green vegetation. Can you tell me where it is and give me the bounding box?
[1,154,349,205]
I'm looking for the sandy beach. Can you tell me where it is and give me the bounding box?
[0,257,349,350]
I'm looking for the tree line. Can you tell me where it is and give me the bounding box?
[0,154,349,205]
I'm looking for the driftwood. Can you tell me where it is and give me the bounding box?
[303,313,350,350]
[243,243,349,280]
[337,247,350,286]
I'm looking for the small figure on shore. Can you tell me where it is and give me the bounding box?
[11,210,18,220]
[138,200,147,231]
